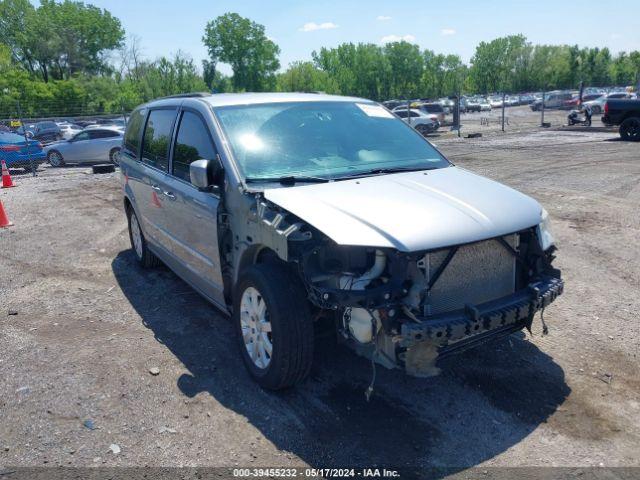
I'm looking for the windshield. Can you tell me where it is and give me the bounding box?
[214,101,449,181]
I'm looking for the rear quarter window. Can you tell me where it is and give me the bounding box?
[123,108,147,158]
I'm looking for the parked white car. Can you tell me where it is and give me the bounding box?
[44,127,123,166]
[392,108,440,134]
[489,97,503,109]
[56,122,83,140]
[479,98,492,111]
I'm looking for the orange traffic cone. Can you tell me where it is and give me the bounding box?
[151,190,162,208]
[1,160,15,188]
[0,199,13,228]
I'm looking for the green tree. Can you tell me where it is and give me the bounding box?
[202,12,280,92]
[313,43,358,96]
[0,0,124,82]
[470,35,530,93]
[202,59,232,93]
[276,61,336,93]
[383,41,423,98]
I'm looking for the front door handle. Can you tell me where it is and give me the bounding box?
[163,191,176,200]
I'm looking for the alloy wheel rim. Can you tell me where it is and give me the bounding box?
[49,152,61,166]
[130,214,143,259]
[240,286,273,369]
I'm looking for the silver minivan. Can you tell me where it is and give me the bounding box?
[120,93,563,389]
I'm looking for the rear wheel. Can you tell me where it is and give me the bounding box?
[109,147,121,165]
[619,117,640,142]
[47,150,65,167]
[23,163,39,173]
[234,264,314,390]
[127,207,160,268]
[592,105,601,114]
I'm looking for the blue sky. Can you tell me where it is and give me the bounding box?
[52,0,640,72]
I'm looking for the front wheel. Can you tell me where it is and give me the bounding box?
[415,124,433,136]
[620,117,640,142]
[234,264,314,390]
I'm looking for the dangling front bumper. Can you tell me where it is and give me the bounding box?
[399,275,564,353]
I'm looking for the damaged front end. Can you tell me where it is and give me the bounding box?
[242,192,563,377]
[294,226,563,376]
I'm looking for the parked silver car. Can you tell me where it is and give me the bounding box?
[44,127,123,166]
[121,93,563,389]
[392,107,440,134]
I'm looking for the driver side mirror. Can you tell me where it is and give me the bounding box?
[25,131,34,139]
[190,158,224,191]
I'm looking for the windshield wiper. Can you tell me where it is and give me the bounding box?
[336,166,440,179]
[245,175,331,186]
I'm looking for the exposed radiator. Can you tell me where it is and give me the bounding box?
[421,234,518,315]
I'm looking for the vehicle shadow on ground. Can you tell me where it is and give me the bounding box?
[6,164,99,174]
[112,250,570,476]
[6,167,37,176]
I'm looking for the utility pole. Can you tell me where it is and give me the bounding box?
[16,100,36,177]
[456,92,461,137]
[541,90,546,127]
[501,92,506,132]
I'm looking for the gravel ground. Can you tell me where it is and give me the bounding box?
[0,122,638,475]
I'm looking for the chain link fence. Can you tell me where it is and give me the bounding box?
[0,97,129,176]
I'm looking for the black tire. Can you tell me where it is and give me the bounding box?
[592,105,601,114]
[23,163,39,173]
[109,147,121,165]
[415,124,433,136]
[233,264,314,390]
[127,207,160,268]
[92,163,116,174]
[619,117,640,142]
[47,150,65,167]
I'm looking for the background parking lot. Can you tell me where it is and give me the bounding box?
[0,123,638,472]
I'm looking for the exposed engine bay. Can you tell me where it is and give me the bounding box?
[226,194,564,377]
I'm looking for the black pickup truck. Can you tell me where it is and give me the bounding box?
[602,99,640,141]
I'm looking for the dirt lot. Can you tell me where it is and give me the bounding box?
[1,119,639,476]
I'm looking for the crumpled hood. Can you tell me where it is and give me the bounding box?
[263,167,543,252]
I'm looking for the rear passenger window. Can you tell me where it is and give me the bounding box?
[124,108,146,157]
[141,109,176,171]
[93,130,120,139]
[172,111,217,183]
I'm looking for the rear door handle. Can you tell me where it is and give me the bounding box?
[163,191,176,200]
[151,184,162,192]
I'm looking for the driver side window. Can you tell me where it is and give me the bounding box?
[171,111,217,183]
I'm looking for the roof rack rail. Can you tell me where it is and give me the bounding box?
[157,92,213,100]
